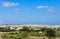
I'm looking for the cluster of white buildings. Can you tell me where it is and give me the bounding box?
[0,24,60,30]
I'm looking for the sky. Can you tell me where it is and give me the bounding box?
[0,0,60,24]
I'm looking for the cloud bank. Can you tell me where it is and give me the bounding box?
[1,2,19,7]
[37,6,48,8]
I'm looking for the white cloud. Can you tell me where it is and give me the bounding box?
[15,12,20,14]
[48,7,55,12]
[46,7,56,15]
[1,2,19,7]
[48,9,55,12]
[13,8,20,11]
[37,6,48,8]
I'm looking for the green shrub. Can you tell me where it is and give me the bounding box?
[56,31,60,37]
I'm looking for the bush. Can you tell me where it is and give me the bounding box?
[56,31,60,37]
[1,31,29,39]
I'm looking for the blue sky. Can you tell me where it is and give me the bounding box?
[0,0,60,24]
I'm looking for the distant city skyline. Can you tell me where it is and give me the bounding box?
[0,0,60,24]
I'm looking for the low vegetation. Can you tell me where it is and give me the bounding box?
[0,26,60,39]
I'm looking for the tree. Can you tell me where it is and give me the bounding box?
[46,28,56,37]
[41,27,47,32]
[20,26,30,32]
[46,28,56,39]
